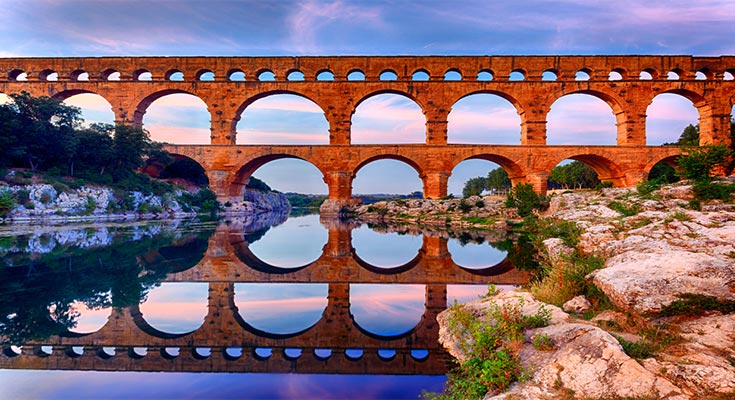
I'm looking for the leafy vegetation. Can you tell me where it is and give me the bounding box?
[659,293,735,317]
[677,145,735,201]
[548,161,600,190]
[462,168,511,197]
[505,183,548,217]
[424,293,550,400]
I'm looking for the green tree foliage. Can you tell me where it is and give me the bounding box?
[246,176,272,192]
[505,183,547,217]
[665,124,700,146]
[648,162,678,183]
[548,161,599,190]
[486,168,511,192]
[462,176,487,197]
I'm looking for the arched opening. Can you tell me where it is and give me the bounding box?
[509,70,525,81]
[477,70,493,81]
[353,158,423,197]
[444,69,462,81]
[62,93,115,127]
[197,70,215,81]
[695,71,707,80]
[548,159,601,190]
[103,69,120,81]
[447,239,507,270]
[549,155,624,188]
[234,283,328,335]
[65,301,111,334]
[575,70,591,81]
[141,93,211,144]
[316,70,334,81]
[351,225,422,269]
[447,93,521,144]
[609,70,624,81]
[667,70,681,80]
[166,70,184,81]
[135,69,152,81]
[258,70,276,81]
[70,70,89,81]
[379,70,398,81]
[350,284,425,337]
[640,69,655,80]
[39,69,58,81]
[547,93,617,145]
[245,157,327,196]
[152,155,210,189]
[449,159,510,197]
[236,94,329,145]
[287,70,305,81]
[646,93,699,145]
[647,157,679,184]
[696,68,712,80]
[351,93,425,144]
[138,282,208,334]
[0,92,12,105]
[724,70,734,80]
[412,70,429,81]
[347,70,365,81]
[228,69,246,81]
[542,70,558,81]
[246,213,328,268]
[9,69,27,81]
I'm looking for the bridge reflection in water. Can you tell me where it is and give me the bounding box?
[0,215,529,376]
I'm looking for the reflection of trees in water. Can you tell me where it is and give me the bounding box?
[0,225,212,344]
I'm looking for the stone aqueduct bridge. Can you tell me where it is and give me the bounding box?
[1,55,734,200]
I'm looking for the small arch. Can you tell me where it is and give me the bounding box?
[134,69,152,81]
[608,69,624,81]
[379,70,398,81]
[129,347,147,359]
[165,70,184,81]
[102,69,120,81]
[724,70,734,80]
[667,69,682,80]
[287,70,305,81]
[284,348,302,360]
[542,70,558,81]
[314,348,332,360]
[316,70,334,81]
[347,69,365,81]
[9,69,27,81]
[70,70,89,81]
[412,69,430,81]
[161,347,180,359]
[477,70,493,81]
[228,69,246,81]
[345,349,363,361]
[258,70,276,81]
[640,68,657,80]
[39,69,58,81]
[3,346,22,357]
[575,69,591,81]
[377,349,396,361]
[351,92,425,144]
[444,69,462,81]
[224,348,242,360]
[253,348,272,360]
[509,70,525,81]
[66,346,84,358]
[410,349,429,361]
[695,69,709,80]
[197,70,215,81]
[193,347,210,359]
[97,347,115,359]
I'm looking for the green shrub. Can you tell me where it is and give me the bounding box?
[607,201,641,217]
[475,200,485,208]
[39,192,52,204]
[84,196,97,214]
[14,189,30,205]
[23,201,35,210]
[506,183,547,217]
[0,191,16,216]
[659,293,735,317]
[692,180,735,201]
[531,333,554,351]
[458,199,473,213]
[636,179,661,197]
[595,181,614,190]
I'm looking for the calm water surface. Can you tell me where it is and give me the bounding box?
[0,213,528,399]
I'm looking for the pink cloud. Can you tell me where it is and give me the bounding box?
[246,96,325,113]
[145,124,211,144]
[237,130,329,144]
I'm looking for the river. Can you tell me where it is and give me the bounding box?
[0,211,529,399]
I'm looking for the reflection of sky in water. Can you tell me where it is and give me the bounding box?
[0,370,445,400]
[138,283,208,334]
[68,301,111,334]
[447,239,507,269]
[351,226,422,267]
[350,284,424,336]
[234,283,328,335]
[248,214,328,268]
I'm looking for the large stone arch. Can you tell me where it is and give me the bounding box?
[547,154,627,187]
[352,89,427,115]
[549,89,627,144]
[447,90,525,144]
[134,89,210,127]
[232,89,328,138]
[353,154,425,179]
[229,154,327,198]
[643,154,681,178]
[450,154,526,183]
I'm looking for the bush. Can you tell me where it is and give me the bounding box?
[607,201,641,217]
[506,183,547,217]
[458,199,473,213]
[14,189,30,205]
[595,181,614,190]
[0,191,15,216]
[39,192,52,204]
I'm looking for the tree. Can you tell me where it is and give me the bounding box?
[665,124,700,146]
[462,176,487,197]
[548,161,599,189]
[486,168,511,193]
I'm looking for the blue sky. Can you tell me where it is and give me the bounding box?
[2,0,734,194]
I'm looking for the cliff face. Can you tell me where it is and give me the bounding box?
[224,189,291,215]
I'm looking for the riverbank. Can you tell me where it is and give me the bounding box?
[414,182,735,399]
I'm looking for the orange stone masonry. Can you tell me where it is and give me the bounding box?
[1,55,733,201]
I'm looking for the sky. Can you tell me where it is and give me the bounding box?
[1,0,734,194]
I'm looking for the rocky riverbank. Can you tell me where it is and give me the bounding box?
[0,183,291,224]
[431,182,735,399]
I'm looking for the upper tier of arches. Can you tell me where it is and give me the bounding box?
[2,55,734,82]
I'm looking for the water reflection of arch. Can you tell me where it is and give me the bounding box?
[350,249,423,274]
[231,238,314,274]
[349,284,433,341]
